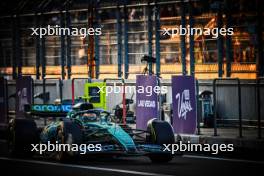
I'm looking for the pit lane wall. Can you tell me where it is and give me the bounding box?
[5,79,264,123]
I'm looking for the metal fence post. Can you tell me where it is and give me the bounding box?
[116,4,122,78]
[124,4,129,79]
[94,1,100,79]
[154,1,160,77]
[225,0,232,77]
[189,2,195,76]
[35,14,40,79]
[180,0,186,75]
[66,4,72,79]
[60,11,65,80]
[147,2,153,75]
[40,14,46,80]
[217,5,223,77]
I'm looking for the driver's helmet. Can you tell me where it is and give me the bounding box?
[81,113,97,122]
[99,112,110,124]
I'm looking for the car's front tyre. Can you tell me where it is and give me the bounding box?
[146,118,175,163]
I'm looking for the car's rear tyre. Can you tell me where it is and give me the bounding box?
[55,119,83,162]
[8,118,38,158]
[146,118,175,163]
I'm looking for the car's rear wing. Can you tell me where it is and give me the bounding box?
[24,104,72,117]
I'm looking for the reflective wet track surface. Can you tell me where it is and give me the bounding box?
[0,154,263,176]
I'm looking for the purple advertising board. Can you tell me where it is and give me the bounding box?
[136,75,158,130]
[15,76,33,119]
[0,77,8,123]
[172,76,197,134]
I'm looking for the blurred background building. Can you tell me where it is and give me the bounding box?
[0,0,263,80]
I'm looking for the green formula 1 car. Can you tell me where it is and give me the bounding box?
[8,102,177,163]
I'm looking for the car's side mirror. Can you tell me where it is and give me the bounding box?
[125,99,133,104]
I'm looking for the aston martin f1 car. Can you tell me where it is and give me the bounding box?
[8,102,177,163]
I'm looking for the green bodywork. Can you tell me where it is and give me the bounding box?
[40,109,139,153]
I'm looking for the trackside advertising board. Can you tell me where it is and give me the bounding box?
[136,75,158,130]
[15,76,33,119]
[172,76,197,134]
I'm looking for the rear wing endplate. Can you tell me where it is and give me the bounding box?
[24,104,72,117]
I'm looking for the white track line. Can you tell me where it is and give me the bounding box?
[0,157,173,176]
[183,154,264,165]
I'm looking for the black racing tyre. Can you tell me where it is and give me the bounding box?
[55,119,83,162]
[146,118,175,163]
[8,118,38,158]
